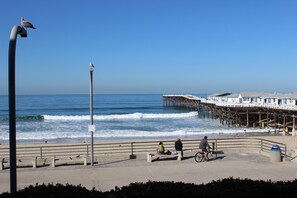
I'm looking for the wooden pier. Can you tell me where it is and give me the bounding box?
[163,94,297,136]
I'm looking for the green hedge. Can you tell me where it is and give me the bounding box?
[1,177,297,198]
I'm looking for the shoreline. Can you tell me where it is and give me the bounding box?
[0,128,279,145]
[1,132,296,151]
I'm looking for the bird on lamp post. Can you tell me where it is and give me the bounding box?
[21,17,36,29]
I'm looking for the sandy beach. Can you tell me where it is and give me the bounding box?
[255,135,297,155]
[1,135,297,194]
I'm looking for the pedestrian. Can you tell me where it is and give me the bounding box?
[175,138,183,157]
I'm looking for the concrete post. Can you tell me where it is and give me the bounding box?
[292,115,296,136]
[246,110,249,127]
[259,112,261,128]
[282,114,286,136]
[266,111,269,127]
[274,113,276,133]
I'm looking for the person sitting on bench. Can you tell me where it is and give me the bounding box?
[157,142,171,155]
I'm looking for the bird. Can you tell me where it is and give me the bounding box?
[21,17,36,29]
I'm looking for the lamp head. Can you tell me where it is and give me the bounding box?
[18,26,27,38]
[90,63,94,71]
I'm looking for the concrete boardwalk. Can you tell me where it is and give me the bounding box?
[1,150,297,193]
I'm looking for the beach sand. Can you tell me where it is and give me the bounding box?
[253,135,297,155]
[1,135,297,194]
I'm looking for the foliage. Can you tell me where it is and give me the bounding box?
[1,178,297,198]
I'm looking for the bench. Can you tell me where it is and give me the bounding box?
[212,150,224,155]
[1,158,7,170]
[147,151,182,162]
[51,156,88,167]
[1,157,38,170]
[1,156,88,169]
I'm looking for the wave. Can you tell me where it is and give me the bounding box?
[0,115,44,122]
[0,128,270,141]
[43,112,198,121]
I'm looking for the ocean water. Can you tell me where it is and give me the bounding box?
[0,94,267,143]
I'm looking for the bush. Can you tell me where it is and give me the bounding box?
[0,183,102,198]
[1,178,297,198]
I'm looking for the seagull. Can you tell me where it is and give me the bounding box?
[21,17,36,29]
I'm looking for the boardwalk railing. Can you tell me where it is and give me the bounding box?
[0,137,287,162]
[207,101,297,111]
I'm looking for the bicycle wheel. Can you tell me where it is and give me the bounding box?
[207,152,214,160]
[212,152,217,160]
[194,152,203,163]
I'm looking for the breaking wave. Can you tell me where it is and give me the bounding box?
[43,112,198,121]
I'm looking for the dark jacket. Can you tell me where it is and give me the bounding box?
[175,140,183,151]
[199,138,210,151]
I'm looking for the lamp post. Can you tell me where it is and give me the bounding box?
[89,63,95,166]
[8,25,27,193]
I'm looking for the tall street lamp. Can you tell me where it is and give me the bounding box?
[8,25,27,193]
[89,63,95,166]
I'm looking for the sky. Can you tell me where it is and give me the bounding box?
[0,0,297,95]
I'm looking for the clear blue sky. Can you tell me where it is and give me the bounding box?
[0,0,296,95]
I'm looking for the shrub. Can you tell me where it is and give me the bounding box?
[1,178,297,198]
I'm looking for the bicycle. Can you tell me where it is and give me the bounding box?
[194,147,217,163]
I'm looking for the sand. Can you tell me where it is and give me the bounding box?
[254,135,297,155]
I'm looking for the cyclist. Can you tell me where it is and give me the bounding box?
[199,136,210,160]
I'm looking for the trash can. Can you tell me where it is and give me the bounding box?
[270,144,281,162]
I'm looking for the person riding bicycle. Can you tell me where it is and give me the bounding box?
[199,136,211,160]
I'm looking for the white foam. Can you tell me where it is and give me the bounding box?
[0,127,271,141]
[43,112,198,121]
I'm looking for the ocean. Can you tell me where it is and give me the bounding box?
[0,94,267,144]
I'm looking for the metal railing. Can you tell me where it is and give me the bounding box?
[0,137,287,161]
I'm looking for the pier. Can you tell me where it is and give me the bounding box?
[163,93,297,136]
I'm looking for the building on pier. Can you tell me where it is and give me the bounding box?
[163,92,297,136]
[207,92,297,107]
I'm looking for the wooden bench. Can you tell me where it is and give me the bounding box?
[147,151,182,162]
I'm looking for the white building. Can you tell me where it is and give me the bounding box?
[207,92,297,108]
[277,93,297,106]
[239,92,267,104]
